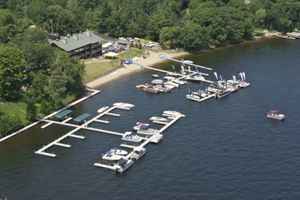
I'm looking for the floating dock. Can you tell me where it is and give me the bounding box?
[35,102,135,158]
[93,110,185,174]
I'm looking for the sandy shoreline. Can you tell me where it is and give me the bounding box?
[85,32,280,89]
[85,50,189,89]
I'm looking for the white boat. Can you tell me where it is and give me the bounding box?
[97,106,109,113]
[133,122,150,131]
[149,133,164,143]
[151,79,164,85]
[129,147,146,160]
[122,132,143,143]
[173,79,187,85]
[216,88,232,99]
[137,128,160,135]
[113,102,135,110]
[114,158,135,173]
[152,74,160,78]
[239,80,251,88]
[164,81,179,88]
[150,116,169,122]
[186,94,202,102]
[162,110,184,118]
[266,110,285,121]
[186,74,206,82]
[102,148,128,161]
[102,153,123,161]
[164,76,176,81]
[163,84,176,90]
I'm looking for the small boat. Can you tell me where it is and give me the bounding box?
[102,153,123,161]
[129,147,146,160]
[113,102,135,110]
[216,89,232,99]
[149,133,164,143]
[137,128,160,135]
[97,106,109,113]
[164,76,176,81]
[151,79,164,85]
[266,110,285,121]
[186,75,206,82]
[136,84,161,94]
[102,148,128,161]
[114,158,135,173]
[150,116,169,122]
[239,80,251,88]
[122,132,143,143]
[152,74,160,78]
[173,79,187,85]
[162,110,184,118]
[133,122,150,131]
[238,72,251,88]
[164,81,179,88]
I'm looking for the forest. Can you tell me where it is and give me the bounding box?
[0,0,299,136]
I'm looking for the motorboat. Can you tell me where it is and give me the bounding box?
[186,93,202,102]
[136,84,161,94]
[216,88,232,99]
[152,74,160,78]
[102,148,128,161]
[207,85,220,93]
[164,76,176,81]
[186,74,206,82]
[129,147,146,160]
[164,81,179,88]
[149,133,164,143]
[122,132,143,143]
[266,110,286,121]
[102,153,123,161]
[238,72,250,88]
[97,106,109,113]
[239,80,251,88]
[151,79,164,85]
[114,158,135,173]
[133,122,150,131]
[150,116,169,123]
[137,128,160,135]
[173,79,187,85]
[162,110,184,118]
[113,102,135,110]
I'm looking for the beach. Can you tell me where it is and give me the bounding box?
[85,50,189,88]
[85,30,282,89]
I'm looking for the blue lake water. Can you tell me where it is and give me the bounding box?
[1,38,300,200]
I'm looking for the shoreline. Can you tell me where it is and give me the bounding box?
[85,50,189,88]
[85,32,279,89]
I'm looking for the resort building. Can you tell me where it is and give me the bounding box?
[49,31,104,59]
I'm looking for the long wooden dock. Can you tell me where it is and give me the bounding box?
[0,88,100,143]
[35,103,134,158]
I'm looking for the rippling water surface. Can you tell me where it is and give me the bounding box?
[1,39,300,200]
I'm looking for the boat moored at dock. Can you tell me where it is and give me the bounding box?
[122,132,143,143]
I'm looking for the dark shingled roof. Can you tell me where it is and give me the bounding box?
[49,31,104,52]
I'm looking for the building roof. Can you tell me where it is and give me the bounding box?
[49,31,104,52]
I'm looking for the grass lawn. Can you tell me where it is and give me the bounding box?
[119,48,144,60]
[0,102,28,125]
[83,59,120,83]
[83,48,144,83]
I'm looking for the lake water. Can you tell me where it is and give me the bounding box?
[1,39,300,200]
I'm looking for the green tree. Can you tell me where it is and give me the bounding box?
[0,45,27,100]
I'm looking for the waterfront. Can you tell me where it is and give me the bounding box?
[1,39,300,199]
